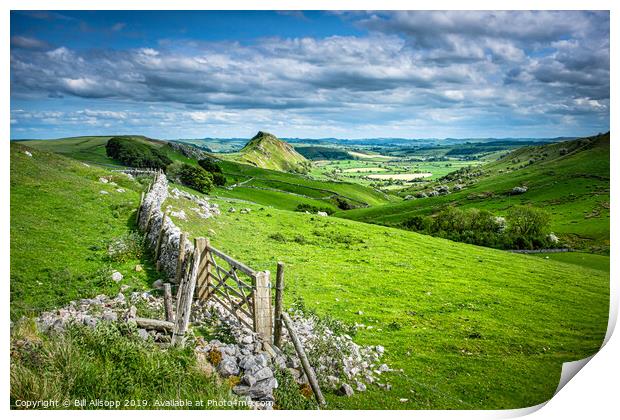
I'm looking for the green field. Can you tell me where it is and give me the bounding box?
[166,190,609,409]
[531,252,610,272]
[10,143,158,319]
[310,159,484,189]
[215,159,395,209]
[339,134,610,253]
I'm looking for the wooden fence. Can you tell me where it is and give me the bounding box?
[191,238,273,343]
[136,172,273,345]
[137,175,326,405]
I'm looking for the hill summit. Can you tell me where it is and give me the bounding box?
[236,131,309,172]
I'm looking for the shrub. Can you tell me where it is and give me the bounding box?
[105,232,144,262]
[105,137,172,169]
[197,158,226,186]
[211,172,227,187]
[403,206,554,251]
[268,233,287,242]
[335,197,355,210]
[507,206,551,238]
[197,158,222,173]
[178,164,213,193]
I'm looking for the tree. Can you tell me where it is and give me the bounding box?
[197,158,222,174]
[105,137,172,169]
[178,164,213,193]
[506,206,550,237]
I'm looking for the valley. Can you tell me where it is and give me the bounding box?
[12,130,610,409]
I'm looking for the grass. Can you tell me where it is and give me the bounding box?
[310,159,483,186]
[10,320,244,410]
[11,134,610,410]
[339,134,610,253]
[217,159,393,207]
[531,252,610,273]
[218,131,309,172]
[10,143,158,319]
[165,192,609,410]
[17,135,169,167]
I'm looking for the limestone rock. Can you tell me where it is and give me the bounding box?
[338,383,354,397]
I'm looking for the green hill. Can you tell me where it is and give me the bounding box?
[214,159,395,211]
[10,142,609,409]
[16,135,197,167]
[166,185,608,409]
[10,142,158,319]
[221,131,310,172]
[338,133,610,253]
[16,134,394,213]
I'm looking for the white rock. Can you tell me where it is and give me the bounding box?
[170,210,187,220]
[317,211,328,217]
[100,190,109,195]
[99,177,109,183]
[24,151,33,157]
[338,383,354,397]
[116,188,126,193]
[111,271,123,282]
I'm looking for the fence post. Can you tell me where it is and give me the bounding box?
[143,204,155,237]
[282,313,326,407]
[155,210,169,261]
[137,191,145,223]
[194,238,209,300]
[253,270,273,344]
[172,243,200,347]
[175,233,187,285]
[273,262,285,348]
[163,283,175,323]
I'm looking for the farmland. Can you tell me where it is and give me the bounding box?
[339,133,610,254]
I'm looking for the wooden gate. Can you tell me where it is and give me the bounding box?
[192,238,273,343]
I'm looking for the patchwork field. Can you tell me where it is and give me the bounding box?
[310,158,483,191]
[367,173,432,181]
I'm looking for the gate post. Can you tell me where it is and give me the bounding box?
[273,262,285,348]
[195,237,210,300]
[253,270,273,344]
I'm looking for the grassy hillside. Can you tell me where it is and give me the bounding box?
[16,135,199,168]
[218,131,309,172]
[10,143,158,319]
[339,133,610,253]
[10,144,244,409]
[294,145,351,161]
[17,135,168,166]
[215,159,395,211]
[17,134,394,213]
[165,190,609,410]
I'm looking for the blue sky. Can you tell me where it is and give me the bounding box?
[10,10,610,139]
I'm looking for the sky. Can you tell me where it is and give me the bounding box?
[10,10,610,140]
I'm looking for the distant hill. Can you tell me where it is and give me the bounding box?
[17,135,199,167]
[294,145,351,161]
[338,133,610,253]
[225,131,310,172]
